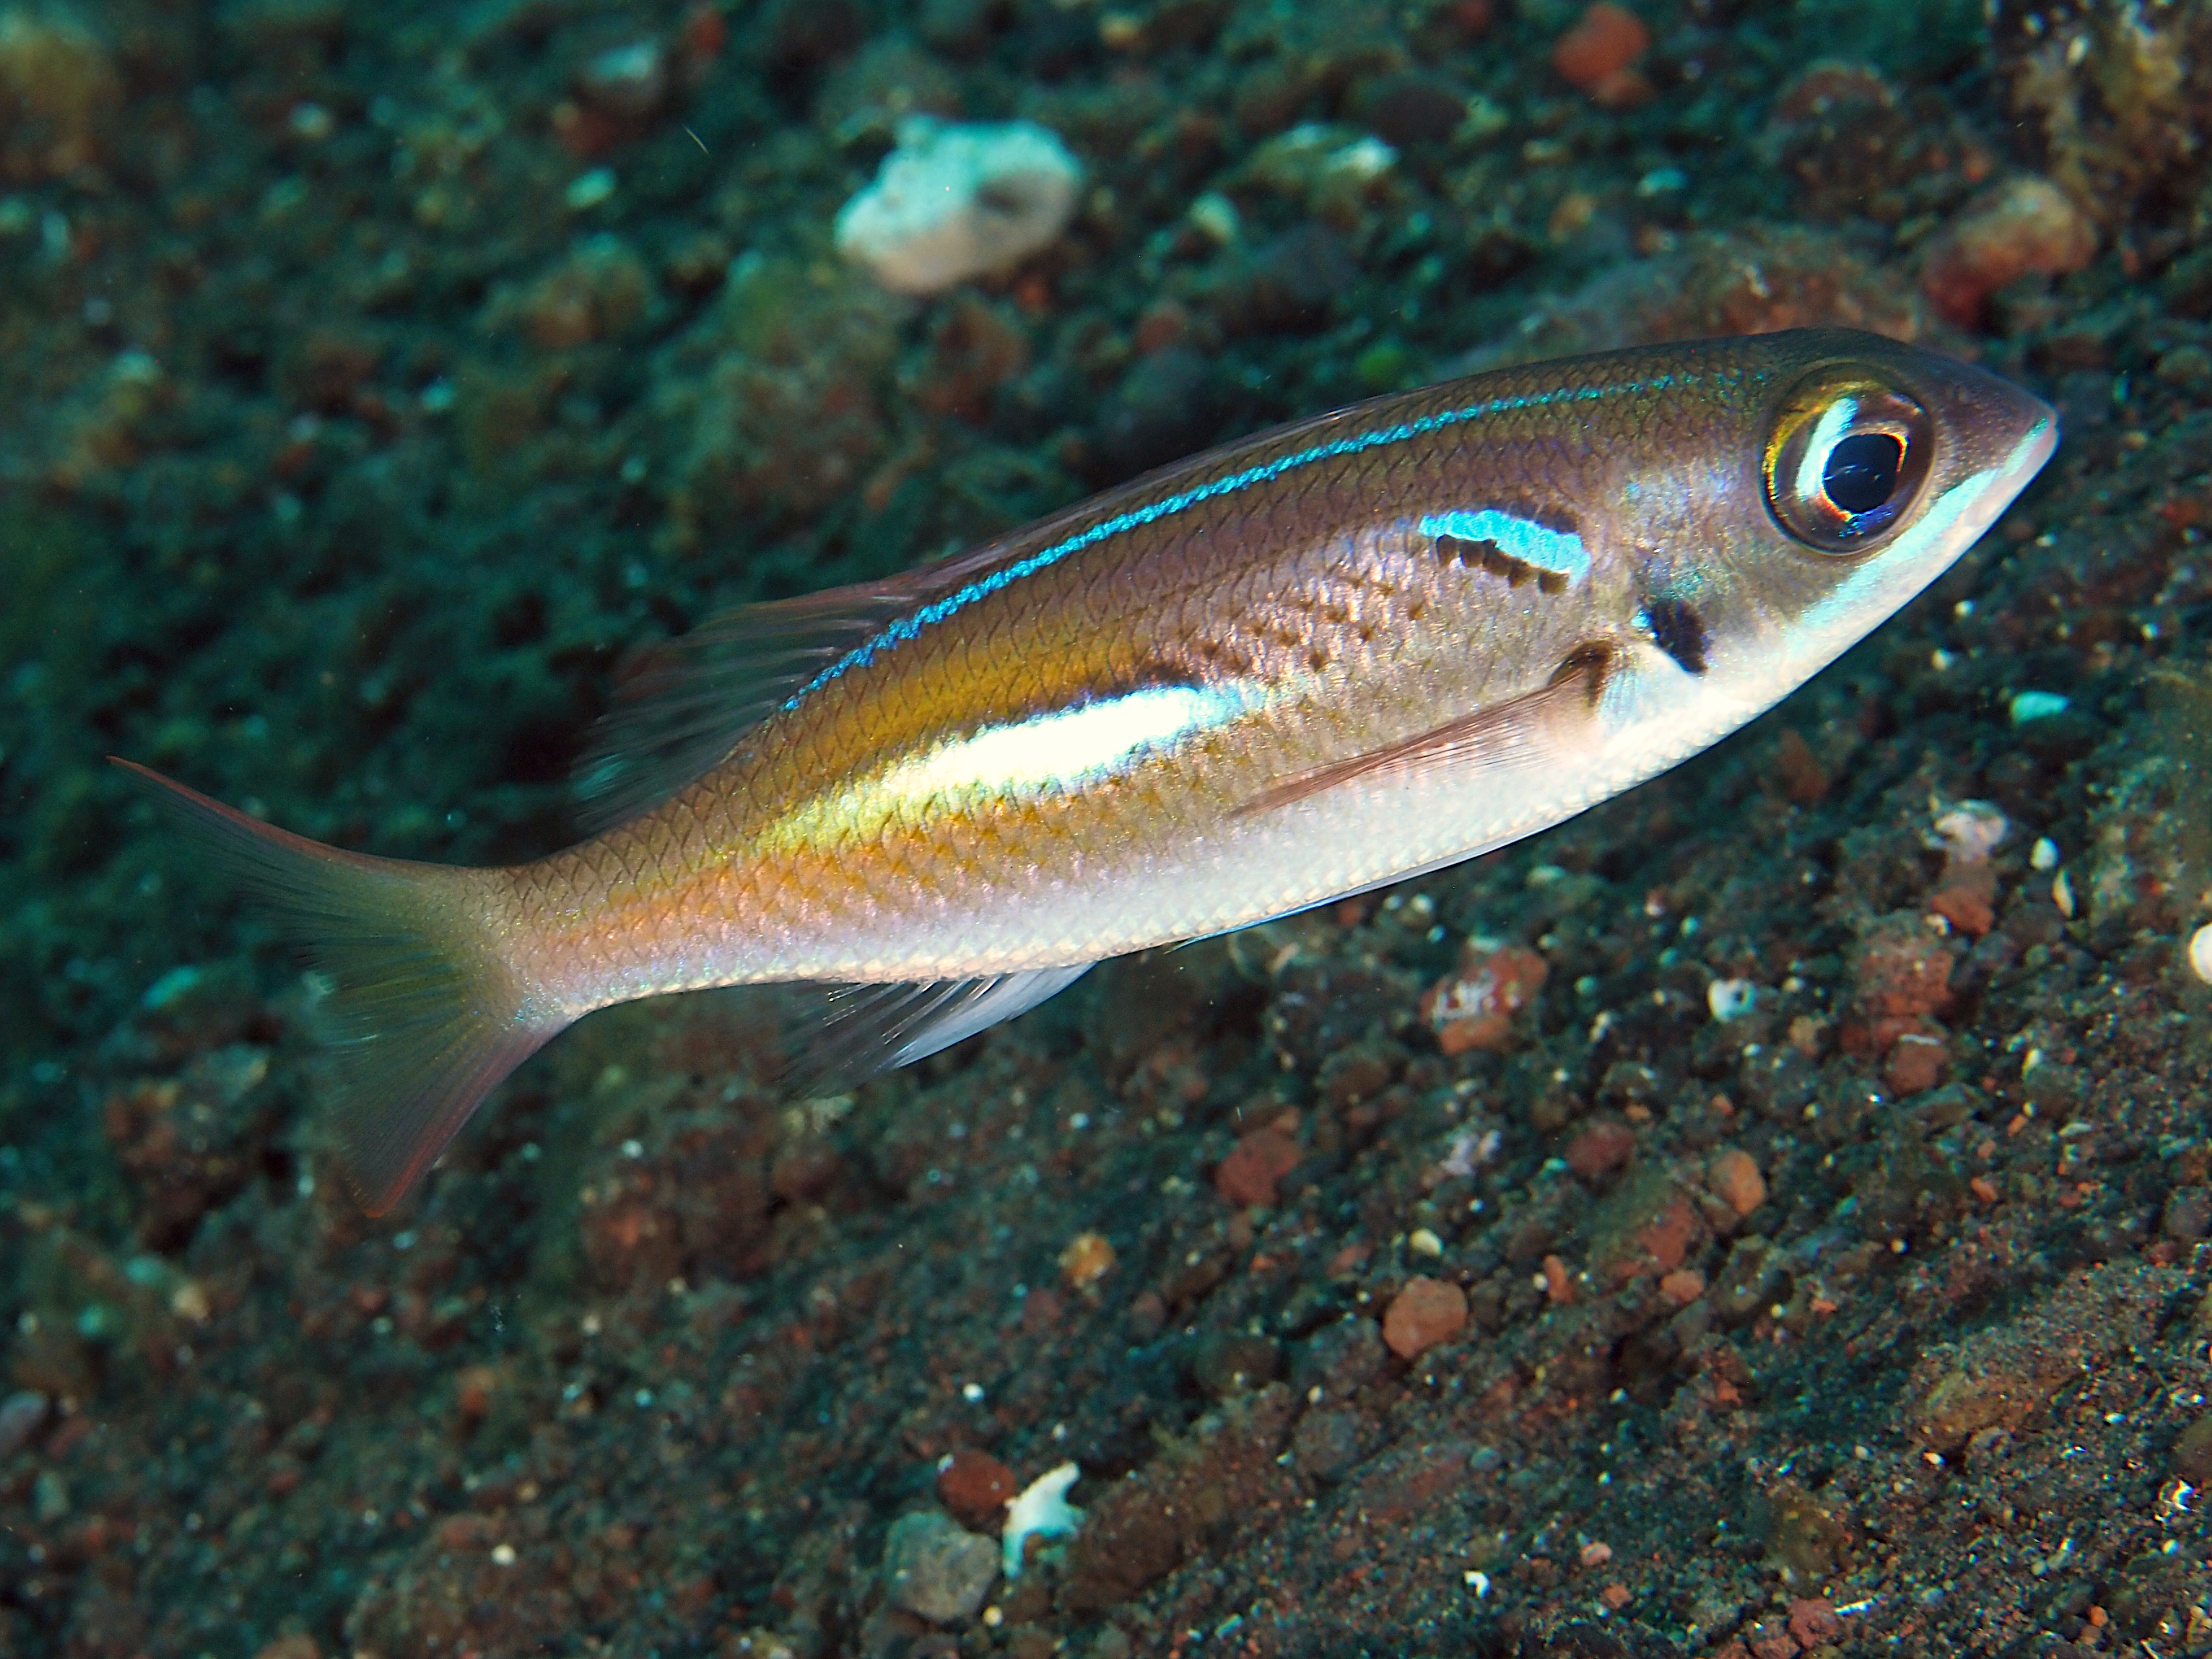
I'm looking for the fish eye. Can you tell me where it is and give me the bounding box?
[1764,373,1934,553]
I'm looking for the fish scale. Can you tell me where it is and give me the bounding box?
[117,328,2056,1212]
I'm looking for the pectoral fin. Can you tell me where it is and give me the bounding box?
[1235,641,1614,817]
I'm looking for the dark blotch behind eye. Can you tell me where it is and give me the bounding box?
[1643,596,1708,676]
[1823,432,1903,516]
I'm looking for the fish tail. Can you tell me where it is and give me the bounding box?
[112,759,563,1214]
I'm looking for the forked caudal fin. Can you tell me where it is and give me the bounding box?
[112,760,563,1215]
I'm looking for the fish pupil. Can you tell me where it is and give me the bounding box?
[1823,432,1903,516]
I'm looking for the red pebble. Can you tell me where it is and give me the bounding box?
[1553,3,1652,106]
[1885,1030,1947,1096]
[1921,175,2096,330]
[1928,884,1995,937]
[1565,1120,1636,1181]
[1382,1276,1468,1360]
[1214,1127,1302,1208]
[1852,919,1955,1019]
[1789,1599,1843,1647]
[936,1447,1018,1530]
[1422,942,1549,1055]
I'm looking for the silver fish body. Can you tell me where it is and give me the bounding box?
[121,328,2056,1210]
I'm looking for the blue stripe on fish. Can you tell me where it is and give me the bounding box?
[782,371,1700,711]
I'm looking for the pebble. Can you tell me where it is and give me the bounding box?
[1058,1231,1116,1289]
[1421,940,1549,1055]
[2010,689,2071,724]
[1551,3,1651,108]
[576,39,670,120]
[1289,1407,1366,1483]
[1382,1275,1468,1360]
[1188,1332,1279,1398]
[2174,1412,2212,1485]
[2189,923,2212,986]
[1886,1031,1948,1097]
[1214,1125,1302,1208]
[1565,1119,1636,1180]
[0,1389,50,1458]
[564,167,617,211]
[1921,175,2096,330]
[1933,800,2008,863]
[1706,1148,1767,1217]
[883,1509,1001,1624]
[937,1447,1018,1529]
[835,116,1083,295]
[1707,977,1756,1022]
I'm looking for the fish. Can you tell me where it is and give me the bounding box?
[116,327,2056,1214]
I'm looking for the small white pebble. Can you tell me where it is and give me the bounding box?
[1408,1227,1444,1258]
[1707,978,1756,1022]
[2032,837,2061,872]
[1932,800,2008,864]
[491,1543,517,1566]
[2189,923,2212,986]
[1327,134,1397,184]
[2052,868,2075,918]
[2010,689,2071,724]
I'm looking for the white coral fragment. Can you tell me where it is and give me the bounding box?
[1932,799,2008,865]
[835,117,1083,295]
[1000,1461,1083,1577]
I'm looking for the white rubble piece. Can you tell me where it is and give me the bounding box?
[835,116,1083,295]
[1000,1461,1083,1577]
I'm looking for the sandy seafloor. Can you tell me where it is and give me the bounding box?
[5,0,2212,1654]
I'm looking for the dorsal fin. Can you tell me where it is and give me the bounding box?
[571,518,1088,833]
[572,584,915,831]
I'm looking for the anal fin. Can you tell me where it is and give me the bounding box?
[785,964,1095,1096]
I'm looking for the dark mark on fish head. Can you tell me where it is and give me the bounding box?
[1638,596,1709,676]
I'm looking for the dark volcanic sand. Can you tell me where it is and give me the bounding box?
[5,1,2212,1654]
